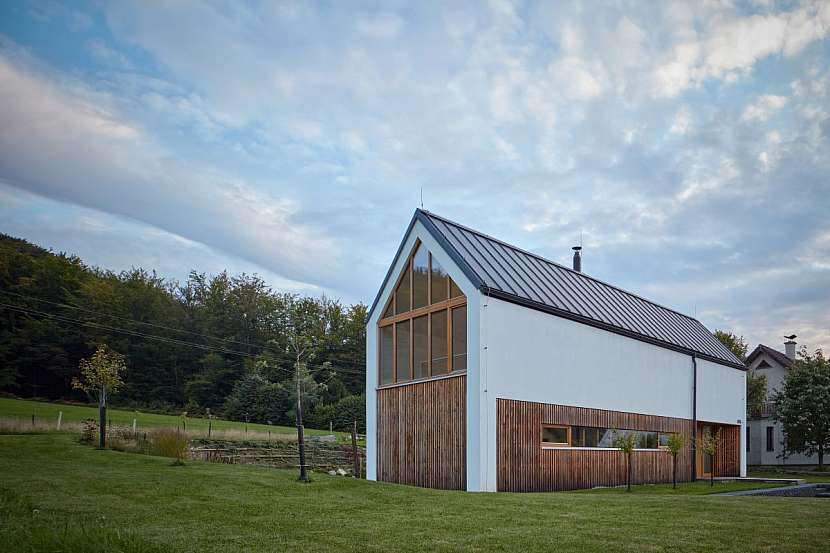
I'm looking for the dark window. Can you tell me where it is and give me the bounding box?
[395,321,410,382]
[430,255,448,304]
[430,310,448,375]
[551,426,661,449]
[413,315,429,379]
[452,306,467,371]
[766,426,774,451]
[542,426,569,445]
[379,325,394,385]
[450,277,463,298]
[412,245,429,309]
[658,433,673,448]
[395,264,411,315]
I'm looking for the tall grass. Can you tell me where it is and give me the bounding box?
[148,428,189,461]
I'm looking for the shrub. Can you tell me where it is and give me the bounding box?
[148,429,189,462]
[80,419,98,445]
[309,394,365,433]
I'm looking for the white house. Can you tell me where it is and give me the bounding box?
[365,210,747,492]
[746,337,819,466]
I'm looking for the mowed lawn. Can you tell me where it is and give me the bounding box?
[2,434,829,553]
[0,397,334,436]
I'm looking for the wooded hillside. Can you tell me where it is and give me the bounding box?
[0,233,367,429]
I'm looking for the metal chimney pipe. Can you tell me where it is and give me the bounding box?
[572,246,582,272]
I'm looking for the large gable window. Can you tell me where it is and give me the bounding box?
[378,241,467,386]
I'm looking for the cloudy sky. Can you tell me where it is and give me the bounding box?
[1,1,828,352]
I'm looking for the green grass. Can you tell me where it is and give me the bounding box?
[0,397,334,436]
[2,435,829,552]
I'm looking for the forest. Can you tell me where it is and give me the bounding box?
[0,234,367,431]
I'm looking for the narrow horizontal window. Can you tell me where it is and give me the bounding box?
[542,425,569,446]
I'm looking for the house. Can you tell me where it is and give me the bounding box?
[746,336,818,466]
[365,209,747,492]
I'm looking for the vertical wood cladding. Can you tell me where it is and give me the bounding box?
[376,375,466,490]
[496,399,741,492]
[701,422,741,478]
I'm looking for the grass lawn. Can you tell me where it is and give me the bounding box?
[0,397,335,437]
[2,434,829,553]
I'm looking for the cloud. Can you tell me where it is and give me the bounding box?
[742,94,788,121]
[0,46,340,292]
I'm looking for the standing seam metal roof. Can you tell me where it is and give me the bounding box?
[369,209,745,370]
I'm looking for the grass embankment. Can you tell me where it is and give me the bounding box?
[2,434,829,553]
[576,480,787,495]
[0,397,337,440]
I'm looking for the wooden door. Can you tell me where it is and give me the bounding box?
[697,424,713,478]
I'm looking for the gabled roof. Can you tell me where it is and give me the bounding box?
[369,209,745,370]
[746,344,793,368]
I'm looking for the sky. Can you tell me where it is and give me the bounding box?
[0,0,828,353]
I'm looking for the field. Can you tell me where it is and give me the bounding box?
[0,397,337,439]
[2,433,829,553]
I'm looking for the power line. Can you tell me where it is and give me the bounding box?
[0,289,262,350]
[0,301,366,378]
[0,289,367,373]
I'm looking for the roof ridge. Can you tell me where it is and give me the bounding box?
[420,209,704,325]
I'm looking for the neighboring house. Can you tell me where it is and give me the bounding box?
[365,210,747,492]
[746,337,818,466]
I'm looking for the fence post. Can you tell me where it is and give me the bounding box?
[31,414,35,426]
[352,421,359,478]
[57,411,62,430]
[132,418,137,435]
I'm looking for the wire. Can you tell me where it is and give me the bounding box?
[0,289,263,350]
[0,301,366,378]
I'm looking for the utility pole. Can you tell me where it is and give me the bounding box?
[293,339,308,482]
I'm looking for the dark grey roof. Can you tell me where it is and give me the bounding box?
[747,345,792,368]
[369,209,745,370]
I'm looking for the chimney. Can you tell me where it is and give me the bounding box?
[572,246,582,272]
[784,334,797,359]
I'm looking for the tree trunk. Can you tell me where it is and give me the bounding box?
[710,453,714,487]
[672,454,677,489]
[626,452,632,492]
[296,361,308,482]
[98,386,107,449]
[818,447,823,471]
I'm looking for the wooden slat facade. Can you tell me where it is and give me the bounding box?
[700,421,741,478]
[376,374,466,490]
[497,399,738,492]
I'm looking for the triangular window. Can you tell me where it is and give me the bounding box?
[378,242,467,386]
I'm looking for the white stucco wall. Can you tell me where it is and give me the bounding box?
[364,220,480,483]
[747,419,819,465]
[474,295,747,490]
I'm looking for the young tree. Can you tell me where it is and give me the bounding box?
[772,348,830,470]
[613,431,637,492]
[696,429,719,487]
[665,433,685,489]
[72,345,126,448]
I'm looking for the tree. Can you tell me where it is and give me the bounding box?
[772,348,830,470]
[665,433,685,489]
[613,431,637,492]
[696,428,719,487]
[714,330,748,361]
[746,370,768,418]
[72,345,126,448]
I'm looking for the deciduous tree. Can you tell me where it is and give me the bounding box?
[773,348,830,470]
[72,344,126,448]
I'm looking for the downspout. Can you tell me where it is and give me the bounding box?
[691,354,697,482]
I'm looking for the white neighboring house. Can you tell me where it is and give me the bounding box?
[746,337,819,466]
[365,209,747,492]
